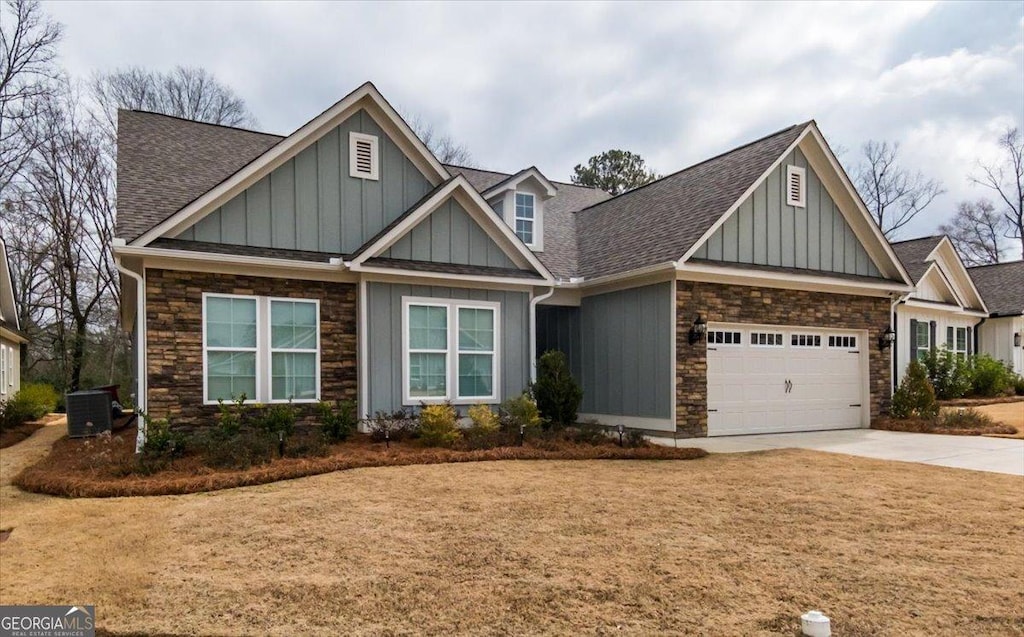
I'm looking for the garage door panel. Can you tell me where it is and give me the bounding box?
[707,324,867,436]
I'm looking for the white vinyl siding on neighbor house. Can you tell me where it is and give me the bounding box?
[402,297,500,404]
[0,344,6,397]
[0,340,19,398]
[514,193,535,246]
[202,294,320,404]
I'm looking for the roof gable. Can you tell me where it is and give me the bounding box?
[915,264,962,306]
[129,82,451,246]
[482,166,557,199]
[894,235,986,311]
[968,260,1024,317]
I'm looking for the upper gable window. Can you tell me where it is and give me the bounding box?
[514,193,535,245]
[349,132,380,180]
[786,165,806,208]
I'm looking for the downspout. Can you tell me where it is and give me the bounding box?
[529,284,557,383]
[891,292,911,393]
[973,316,986,357]
[115,255,147,452]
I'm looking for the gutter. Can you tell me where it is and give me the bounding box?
[114,254,147,453]
[891,292,912,393]
[529,285,557,383]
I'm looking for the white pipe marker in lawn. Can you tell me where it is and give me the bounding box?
[800,610,831,637]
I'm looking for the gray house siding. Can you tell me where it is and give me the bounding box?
[693,147,882,277]
[382,198,517,268]
[578,282,673,420]
[536,305,582,380]
[365,282,530,415]
[177,109,435,255]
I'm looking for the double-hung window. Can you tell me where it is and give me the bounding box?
[946,326,968,359]
[203,294,320,404]
[404,298,499,403]
[514,193,535,245]
[915,321,931,362]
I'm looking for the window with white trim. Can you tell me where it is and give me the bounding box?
[751,332,784,347]
[829,335,858,349]
[791,334,822,348]
[1,344,7,396]
[914,322,930,361]
[203,294,320,403]
[404,298,499,403]
[514,193,535,245]
[349,132,379,180]
[786,165,806,208]
[708,330,742,345]
[946,326,968,359]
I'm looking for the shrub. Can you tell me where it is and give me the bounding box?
[215,394,247,437]
[498,393,541,434]
[565,421,608,445]
[921,348,972,400]
[971,354,1015,397]
[368,409,418,442]
[891,360,939,419]
[318,399,357,442]
[0,396,34,431]
[418,403,460,448]
[467,404,499,433]
[532,350,582,429]
[624,429,647,448]
[1015,375,1024,396]
[255,402,296,438]
[140,414,184,458]
[196,428,276,470]
[14,383,59,420]
[939,407,997,430]
[284,428,330,458]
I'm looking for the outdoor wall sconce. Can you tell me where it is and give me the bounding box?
[1015,332,1021,348]
[879,326,896,350]
[688,314,707,345]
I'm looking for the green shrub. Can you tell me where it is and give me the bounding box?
[939,407,997,430]
[921,348,972,400]
[0,397,34,431]
[196,428,276,470]
[317,399,357,442]
[891,360,939,419]
[368,409,417,442]
[14,383,59,420]
[971,354,1015,397]
[1015,375,1024,396]
[418,403,460,448]
[215,394,247,437]
[141,414,184,458]
[255,403,296,438]
[467,404,499,432]
[283,429,330,458]
[499,393,541,434]
[532,350,583,429]
[566,421,607,445]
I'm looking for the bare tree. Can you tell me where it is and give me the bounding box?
[971,127,1024,260]
[853,140,944,239]
[404,112,475,167]
[939,199,1006,266]
[91,65,256,140]
[0,0,62,191]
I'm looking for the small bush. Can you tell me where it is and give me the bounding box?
[467,404,499,432]
[15,383,59,420]
[255,403,296,438]
[891,360,939,419]
[368,409,418,442]
[566,421,608,445]
[939,407,997,430]
[215,394,247,437]
[141,414,184,458]
[318,399,357,442]
[971,354,1015,397]
[283,429,330,458]
[921,348,972,400]
[532,351,583,429]
[1015,375,1024,396]
[418,403,460,448]
[499,393,541,434]
[0,397,34,431]
[196,428,276,470]
[625,429,647,448]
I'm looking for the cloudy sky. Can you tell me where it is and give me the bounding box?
[47,0,1024,241]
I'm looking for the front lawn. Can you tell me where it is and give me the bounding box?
[1,440,1021,635]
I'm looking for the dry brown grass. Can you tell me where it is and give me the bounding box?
[970,401,1024,439]
[13,426,707,498]
[1,427,1022,636]
[0,413,62,449]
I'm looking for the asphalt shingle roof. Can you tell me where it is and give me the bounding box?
[967,260,1024,317]
[890,235,945,284]
[116,110,283,241]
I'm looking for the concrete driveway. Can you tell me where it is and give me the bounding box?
[650,429,1024,476]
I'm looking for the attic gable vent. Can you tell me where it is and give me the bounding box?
[786,165,806,208]
[349,132,379,180]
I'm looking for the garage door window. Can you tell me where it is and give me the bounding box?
[751,332,784,347]
[791,334,822,348]
[709,330,742,345]
[828,335,857,349]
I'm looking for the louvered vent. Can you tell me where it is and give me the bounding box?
[786,165,806,208]
[349,132,379,180]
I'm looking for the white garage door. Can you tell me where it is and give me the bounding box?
[706,324,867,436]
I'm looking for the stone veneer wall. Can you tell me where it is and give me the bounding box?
[675,280,891,437]
[146,269,357,427]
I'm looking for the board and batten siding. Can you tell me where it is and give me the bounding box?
[579,282,673,422]
[536,305,582,380]
[693,147,882,278]
[365,282,530,415]
[382,198,517,268]
[177,109,434,255]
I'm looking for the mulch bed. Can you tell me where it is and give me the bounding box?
[0,414,62,450]
[938,396,1023,407]
[14,425,707,499]
[872,416,1016,437]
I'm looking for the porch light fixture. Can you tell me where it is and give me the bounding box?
[1015,332,1021,348]
[879,326,896,351]
[688,314,707,345]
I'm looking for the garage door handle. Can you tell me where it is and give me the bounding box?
[849,404,861,407]
[707,409,718,412]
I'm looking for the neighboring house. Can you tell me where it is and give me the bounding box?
[968,260,1024,374]
[0,236,27,401]
[113,82,913,444]
[890,236,988,385]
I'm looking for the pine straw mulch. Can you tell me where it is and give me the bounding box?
[0,413,63,450]
[938,396,1024,407]
[872,414,1017,437]
[13,425,707,498]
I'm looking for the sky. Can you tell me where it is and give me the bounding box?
[45,0,1024,242]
